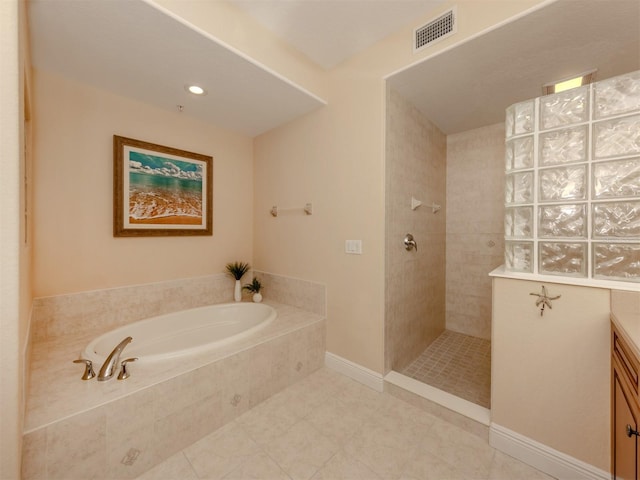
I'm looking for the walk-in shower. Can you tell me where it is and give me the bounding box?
[384,67,640,416]
[384,86,501,412]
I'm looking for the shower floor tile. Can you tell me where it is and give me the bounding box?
[402,330,491,408]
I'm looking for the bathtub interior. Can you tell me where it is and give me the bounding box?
[83,303,277,364]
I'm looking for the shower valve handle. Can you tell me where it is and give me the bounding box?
[404,234,417,251]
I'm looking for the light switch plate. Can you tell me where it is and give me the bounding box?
[345,240,362,254]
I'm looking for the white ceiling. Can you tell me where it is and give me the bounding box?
[389,0,640,134]
[28,0,327,137]
[28,0,640,137]
[227,0,445,70]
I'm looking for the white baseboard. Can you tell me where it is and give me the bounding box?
[324,352,384,392]
[489,423,609,480]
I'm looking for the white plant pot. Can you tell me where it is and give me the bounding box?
[252,292,263,303]
[234,280,242,302]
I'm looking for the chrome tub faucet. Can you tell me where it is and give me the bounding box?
[97,336,133,381]
[73,358,96,380]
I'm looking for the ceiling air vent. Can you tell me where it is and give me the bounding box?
[414,7,457,52]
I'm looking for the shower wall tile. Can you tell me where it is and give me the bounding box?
[385,87,447,372]
[446,123,505,340]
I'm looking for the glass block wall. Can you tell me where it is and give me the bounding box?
[504,70,640,283]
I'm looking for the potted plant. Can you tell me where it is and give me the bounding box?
[225,262,250,302]
[243,277,263,303]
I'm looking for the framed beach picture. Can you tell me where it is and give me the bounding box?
[113,135,213,236]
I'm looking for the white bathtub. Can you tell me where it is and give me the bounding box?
[83,302,276,363]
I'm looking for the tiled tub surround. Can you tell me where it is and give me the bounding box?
[30,271,325,344]
[504,70,640,283]
[23,274,326,480]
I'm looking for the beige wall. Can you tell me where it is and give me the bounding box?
[491,277,610,470]
[1,0,32,478]
[253,65,387,372]
[385,87,447,372]
[252,0,549,374]
[32,70,254,297]
[446,123,505,339]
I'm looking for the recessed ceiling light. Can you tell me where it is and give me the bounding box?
[543,69,597,95]
[185,85,206,95]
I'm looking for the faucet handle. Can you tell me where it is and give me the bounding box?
[73,358,96,380]
[117,357,138,380]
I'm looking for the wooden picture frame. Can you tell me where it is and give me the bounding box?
[113,135,213,236]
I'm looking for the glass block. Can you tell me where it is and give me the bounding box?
[593,243,640,282]
[540,86,589,130]
[539,204,587,238]
[593,114,640,159]
[539,165,586,202]
[539,242,586,277]
[593,201,640,238]
[505,105,515,139]
[514,100,535,136]
[505,136,534,171]
[594,70,640,119]
[539,125,588,166]
[505,241,533,273]
[505,171,533,204]
[505,206,533,238]
[593,157,640,199]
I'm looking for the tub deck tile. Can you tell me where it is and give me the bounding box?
[22,302,326,480]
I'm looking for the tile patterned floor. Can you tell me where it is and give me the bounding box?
[135,367,553,480]
[402,330,491,408]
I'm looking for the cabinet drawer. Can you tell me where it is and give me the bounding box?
[614,329,639,393]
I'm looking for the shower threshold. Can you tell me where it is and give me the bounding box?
[384,370,490,426]
[385,330,491,425]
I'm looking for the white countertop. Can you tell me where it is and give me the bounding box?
[611,290,640,360]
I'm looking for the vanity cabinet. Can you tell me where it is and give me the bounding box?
[612,321,640,479]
